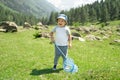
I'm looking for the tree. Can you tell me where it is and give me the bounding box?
[47,0,120,25]
[41,17,49,25]
[48,11,58,25]
[100,3,109,23]
[80,6,88,25]
[109,0,119,20]
[89,6,97,22]
[92,1,101,21]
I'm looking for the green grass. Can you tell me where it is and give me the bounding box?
[87,20,120,27]
[108,20,120,26]
[0,28,120,80]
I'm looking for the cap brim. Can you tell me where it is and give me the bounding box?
[57,16,66,20]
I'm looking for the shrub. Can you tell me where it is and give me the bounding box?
[33,32,41,38]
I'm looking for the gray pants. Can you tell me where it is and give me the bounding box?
[54,46,68,65]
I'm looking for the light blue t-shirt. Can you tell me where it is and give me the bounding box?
[52,26,71,46]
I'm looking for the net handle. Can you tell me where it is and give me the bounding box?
[54,43,67,59]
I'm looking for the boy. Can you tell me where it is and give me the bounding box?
[50,14,72,70]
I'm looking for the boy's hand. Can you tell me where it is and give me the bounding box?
[50,36,55,44]
[49,32,54,44]
[68,43,72,48]
[49,41,53,44]
[50,40,55,44]
[51,37,55,42]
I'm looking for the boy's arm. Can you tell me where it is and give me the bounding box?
[68,34,72,48]
[50,32,55,43]
[50,26,56,43]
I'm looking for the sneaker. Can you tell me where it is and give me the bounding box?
[53,67,56,70]
[53,65,56,70]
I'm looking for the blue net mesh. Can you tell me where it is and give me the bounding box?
[63,58,78,73]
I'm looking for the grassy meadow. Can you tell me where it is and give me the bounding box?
[0,24,120,80]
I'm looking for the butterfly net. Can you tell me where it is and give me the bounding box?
[63,57,78,73]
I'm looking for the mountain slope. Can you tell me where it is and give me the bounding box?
[0,0,58,18]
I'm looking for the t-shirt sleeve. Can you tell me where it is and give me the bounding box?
[51,26,57,32]
[66,27,71,35]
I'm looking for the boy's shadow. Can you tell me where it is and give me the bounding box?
[30,68,63,76]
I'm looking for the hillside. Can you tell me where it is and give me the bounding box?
[0,2,40,25]
[0,0,58,18]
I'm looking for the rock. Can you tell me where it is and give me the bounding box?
[109,39,120,45]
[103,36,109,39]
[78,37,85,42]
[41,32,50,38]
[116,27,120,32]
[37,22,43,26]
[35,22,48,30]
[72,36,85,42]
[100,30,106,35]
[72,32,81,37]
[116,32,120,36]
[83,27,90,34]
[85,34,102,41]
[114,39,120,43]
[95,36,102,41]
[23,22,31,28]
[0,21,18,32]
[34,32,50,38]
[75,27,83,31]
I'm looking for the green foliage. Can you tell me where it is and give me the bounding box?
[101,23,106,28]
[72,22,80,27]
[33,31,41,38]
[100,22,110,28]
[48,11,58,25]
[33,26,39,30]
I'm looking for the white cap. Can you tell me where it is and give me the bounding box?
[57,14,68,23]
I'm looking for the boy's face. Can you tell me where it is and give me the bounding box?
[57,18,66,27]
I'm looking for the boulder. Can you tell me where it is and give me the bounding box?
[41,32,50,38]
[37,22,43,26]
[85,34,96,41]
[36,22,48,30]
[116,27,120,32]
[72,36,85,42]
[114,39,120,43]
[109,39,120,45]
[117,32,120,36]
[33,32,50,38]
[23,22,31,28]
[75,27,83,31]
[85,34,102,41]
[0,21,18,32]
[72,32,81,37]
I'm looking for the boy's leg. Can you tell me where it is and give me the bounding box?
[59,46,68,61]
[53,46,61,70]
[53,65,57,70]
